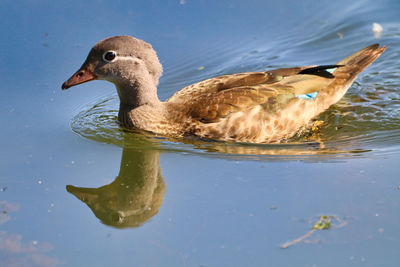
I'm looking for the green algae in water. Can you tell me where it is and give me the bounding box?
[312,215,333,230]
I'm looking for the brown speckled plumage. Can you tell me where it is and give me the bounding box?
[62,36,385,143]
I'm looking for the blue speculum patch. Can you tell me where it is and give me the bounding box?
[296,91,318,100]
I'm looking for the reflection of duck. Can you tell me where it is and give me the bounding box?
[67,148,165,228]
[62,36,385,143]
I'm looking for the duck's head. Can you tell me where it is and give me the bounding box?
[62,35,162,90]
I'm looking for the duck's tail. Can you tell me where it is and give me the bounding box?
[318,44,386,109]
[335,44,386,81]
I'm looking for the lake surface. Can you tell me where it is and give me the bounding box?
[1,0,400,266]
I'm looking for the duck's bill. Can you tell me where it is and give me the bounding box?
[62,68,96,90]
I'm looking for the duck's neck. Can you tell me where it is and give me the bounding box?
[115,76,168,129]
[116,77,162,112]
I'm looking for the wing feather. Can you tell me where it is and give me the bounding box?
[168,66,340,123]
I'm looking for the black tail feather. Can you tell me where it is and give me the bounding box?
[298,65,344,78]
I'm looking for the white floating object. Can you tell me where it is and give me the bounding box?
[372,22,383,38]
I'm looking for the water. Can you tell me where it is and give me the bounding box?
[1,0,400,266]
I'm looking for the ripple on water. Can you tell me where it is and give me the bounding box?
[71,71,400,161]
[71,14,400,160]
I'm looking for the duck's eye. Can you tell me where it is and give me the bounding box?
[102,51,116,62]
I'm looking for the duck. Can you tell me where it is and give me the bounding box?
[62,36,385,143]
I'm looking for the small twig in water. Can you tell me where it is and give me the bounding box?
[281,229,316,249]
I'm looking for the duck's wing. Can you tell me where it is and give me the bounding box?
[167,65,340,103]
[168,65,342,123]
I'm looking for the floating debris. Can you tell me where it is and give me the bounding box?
[312,215,332,230]
[197,66,205,71]
[281,215,346,249]
[281,229,314,249]
[337,32,344,39]
[372,22,383,38]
